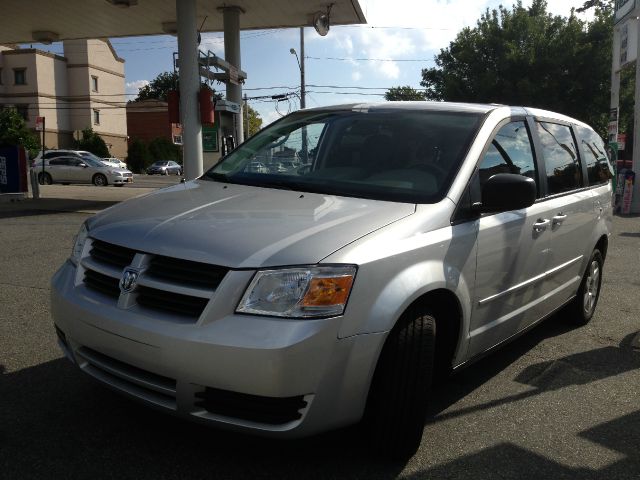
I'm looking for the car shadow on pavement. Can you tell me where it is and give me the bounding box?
[407,409,640,480]
[0,199,119,219]
[0,358,406,479]
[429,329,640,425]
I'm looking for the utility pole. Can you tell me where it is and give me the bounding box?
[299,26,306,109]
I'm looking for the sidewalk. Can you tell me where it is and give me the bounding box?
[0,184,156,216]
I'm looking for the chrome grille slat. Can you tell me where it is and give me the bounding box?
[89,239,136,269]
[84,269,120,298]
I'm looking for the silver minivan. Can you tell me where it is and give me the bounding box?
[51,102,612,457]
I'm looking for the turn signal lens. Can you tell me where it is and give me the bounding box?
[301,276,354,307]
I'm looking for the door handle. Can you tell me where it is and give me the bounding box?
[552,213,567,225]
[533,219,550,232]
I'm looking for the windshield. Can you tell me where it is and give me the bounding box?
[153,161,169,166]
[203,109,483,203]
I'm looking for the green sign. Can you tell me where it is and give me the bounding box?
[203,125,218,152]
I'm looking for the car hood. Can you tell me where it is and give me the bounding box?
[88,179,415,268]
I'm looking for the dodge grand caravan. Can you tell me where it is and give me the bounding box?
[51,102,612,457]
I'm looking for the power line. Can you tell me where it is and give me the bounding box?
[305,56,434,63]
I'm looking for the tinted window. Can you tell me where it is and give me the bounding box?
[578,127,613,185]
[68,159,84,167]
[536,122,582,194]
[49,158,67,166]
[479,121,537,192]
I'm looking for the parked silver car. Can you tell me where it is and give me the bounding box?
[38,156,133,186]
[51,102,612,458]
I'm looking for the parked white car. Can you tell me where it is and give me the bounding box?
[102,157,128,169]
[51,102,612,458]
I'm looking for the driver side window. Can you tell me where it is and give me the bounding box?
[479,121,538,194]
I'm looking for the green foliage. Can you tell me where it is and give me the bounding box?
[420,0,614,134]
[0,108,40,158]
[126,139,151,173]
[148,136,181,163]
[384,86,426,101]
[78,128,110,158]
[246,105,263,137]
[135,71,222,102]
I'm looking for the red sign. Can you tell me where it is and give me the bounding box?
[35,116,44,132]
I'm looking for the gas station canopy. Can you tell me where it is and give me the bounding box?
[0,0,366,43]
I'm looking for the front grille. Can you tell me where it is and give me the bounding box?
[76,346,177,410]
[146,255,228,289]
[194,387,308,425]
[90,239,136,269]
[136,285,209,318]
[84,269,120,298]
[123,173,133,178]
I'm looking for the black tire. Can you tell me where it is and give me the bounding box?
[565,249,603,326]
[38,172,52,185]
[364,306,436,459]
[93,173,108,187]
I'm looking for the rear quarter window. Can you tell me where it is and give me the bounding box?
[577,126,614,186]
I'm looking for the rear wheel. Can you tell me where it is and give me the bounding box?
[92,173,107,186]
[38,172,52,185]
[565,249,603,326]
[364,306,436,459]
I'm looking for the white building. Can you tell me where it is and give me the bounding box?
[0,39,127,158]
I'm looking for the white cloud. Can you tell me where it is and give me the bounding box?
[352,71,362,82]
[199,34,225,56]
[126,80,149,97]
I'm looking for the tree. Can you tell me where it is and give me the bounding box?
[126,139,151,173]
[420,0,614,135]
[245,105,263,137]
[135,71,222,102]
[78,128,110,158]
[0,108,40,158]
[384,86,426,101]
[148,136,181,163]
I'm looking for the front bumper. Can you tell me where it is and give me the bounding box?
[109,175,133,185]
[51,260,384,438]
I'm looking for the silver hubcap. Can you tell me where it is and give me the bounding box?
[583,260,600,315]
[96,176,105,185]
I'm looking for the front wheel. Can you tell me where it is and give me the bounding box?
[93,173,108,186]
[565,249,603,326]
[364,306,436,459]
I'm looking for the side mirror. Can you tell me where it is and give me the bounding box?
[474,173,536,213]
[79,163,87,168]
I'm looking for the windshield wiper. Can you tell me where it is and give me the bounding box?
[202,171,229,182]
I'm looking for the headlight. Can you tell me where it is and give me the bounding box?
[109,170,123,175]
[70,222,89,265]
[237,265,356,318]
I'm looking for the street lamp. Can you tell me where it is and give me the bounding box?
[290,28,306,109]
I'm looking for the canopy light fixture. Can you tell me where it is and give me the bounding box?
[313,4,334,37]
[105,0,138,7]
[31,31,59,45]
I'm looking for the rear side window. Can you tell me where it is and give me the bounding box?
[577,127,613,185]
[536,122,582,195]
[479,121,537,192]
[48,158,67,166]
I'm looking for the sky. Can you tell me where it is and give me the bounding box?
[35,0,596,127]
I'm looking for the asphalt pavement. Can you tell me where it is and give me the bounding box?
[0,186,639,479]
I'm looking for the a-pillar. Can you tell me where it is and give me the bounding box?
[222,6,244,144]
[176,0,203,179]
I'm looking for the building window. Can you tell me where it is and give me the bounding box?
[14,68,26,85]
[93,109,100,125]
[91,75,99,92]
[15,104,29,121]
